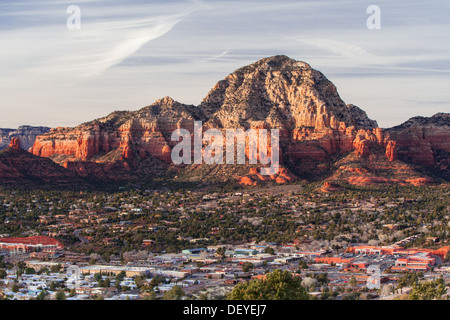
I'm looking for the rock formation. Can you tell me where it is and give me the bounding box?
[237,167,297,186]
[0,55,445,187]
[385,113,450,169]
[9,137,21,150]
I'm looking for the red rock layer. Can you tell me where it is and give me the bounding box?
[237,167,297,186]
[8,137,21,150]
[385,114,450,168]
[26,56,446,185]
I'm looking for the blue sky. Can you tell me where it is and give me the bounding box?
[0,0,449,128]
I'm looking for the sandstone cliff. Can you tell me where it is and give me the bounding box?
[7,55,445,187]
[385,113,450,169]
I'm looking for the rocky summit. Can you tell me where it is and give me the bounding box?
[2,55,449,187]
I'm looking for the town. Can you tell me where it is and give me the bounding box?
[0,182,449,300]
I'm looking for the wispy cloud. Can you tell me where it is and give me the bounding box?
[0,3,197,79]
[295,38,384,64]
[46,14,188,77]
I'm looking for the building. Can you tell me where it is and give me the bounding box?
[25,260,62,271]
[234,249,257,256]
[346,245,402,255]
[391,253,436,272]
[315,257,354,265]
[182,248,207,255]
[0,236,63,254]
[80,265,151,277]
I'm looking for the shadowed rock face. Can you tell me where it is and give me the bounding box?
[0,144,85,186]
[4,55,447,186]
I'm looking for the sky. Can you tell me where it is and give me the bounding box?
[0,0,449,129]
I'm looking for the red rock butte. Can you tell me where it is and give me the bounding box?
[2,55,448,187]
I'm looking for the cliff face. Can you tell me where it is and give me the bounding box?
[29,56,395,182]
[31,97,202,164]
[198,55,396,181]
[385,113,450,169]
[9,137,21,150]
[201,57,361,130]
[0,126,50,151]
[18,55,448,186]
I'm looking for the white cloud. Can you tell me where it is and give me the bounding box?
[47,14,187,77]
[0,3,198,80]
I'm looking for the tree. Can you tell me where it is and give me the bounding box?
[134,276,144,288]
[50,264,62,273]
[0,269,7,279]
[38,267,50,275]
[143,291,157,300]
[16,261,26,271]
[55,290,66,300]
[102,278,111,288]
[348,276,357,287]
[24,267,35,275]
[408,278,447,300]
[94,273,103,282]
[150,274,165,288]
[397,273,419,288]
[35,290,48,300]
[264,247,275,255]
[69,288,76,297]
[227,269,309,300]
[163,286,185,300]
[342,292,360,300]
[49,281,58,290]
[242,262,254,273]
[216,247,226,258]
[298,260,308,270]
[115,271,126,283]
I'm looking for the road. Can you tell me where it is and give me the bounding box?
[74,229,89,244]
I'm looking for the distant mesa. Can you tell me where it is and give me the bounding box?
[0,125,51,151]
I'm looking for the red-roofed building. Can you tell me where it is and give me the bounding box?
[315,257,354,265]
[391,253,436,272]
[0,236,63,253]
[346,245,403,255]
